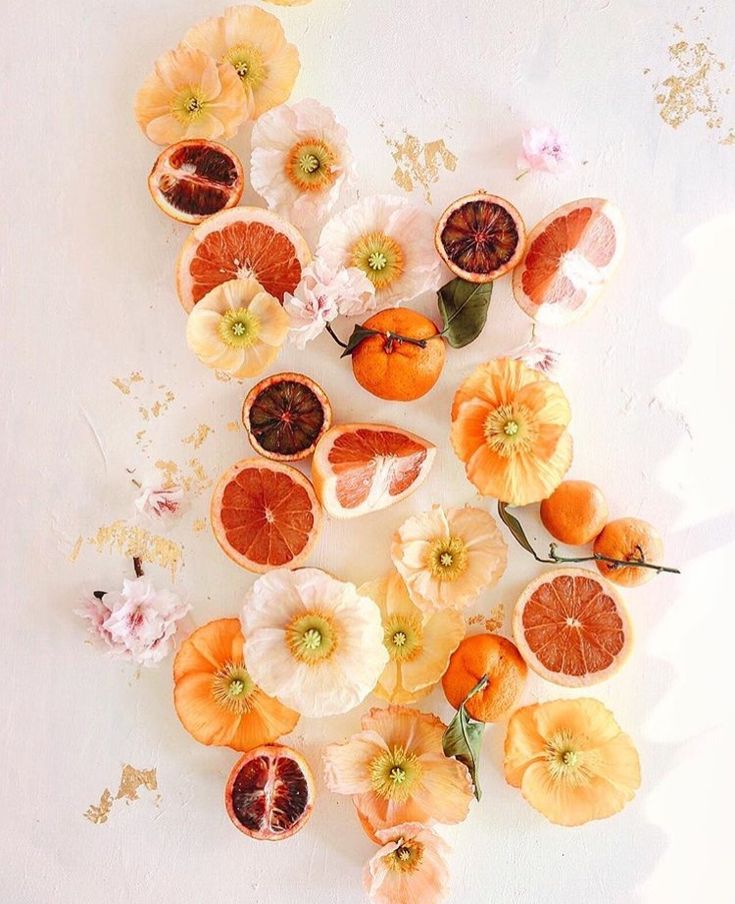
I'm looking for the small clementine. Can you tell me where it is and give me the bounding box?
[593,517,664,586]
[442,633,527,722]
[540,480,608,545]
[351,308,445,401]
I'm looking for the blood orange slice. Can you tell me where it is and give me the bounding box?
[512,198,625,325]
[176,207,311,312]
[148,140,244,225]
[435,192,526,282]
[512,567,633,687]
[312,424,436,519]
[210,458,321,572]
[225,745,315,841]
[242,372,332,462]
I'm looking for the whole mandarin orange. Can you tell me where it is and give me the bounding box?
[442,633,527,723]
[593,517,664,587]
[351,308,446,401]
[540,480,609,546]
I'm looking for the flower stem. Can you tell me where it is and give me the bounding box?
[325,322,348,348]
[515,169,529,181]
[384,330,427,350]
[133,556,144,578]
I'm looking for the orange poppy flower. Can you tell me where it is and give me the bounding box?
[173,617,298,750]
[451,357,573,506]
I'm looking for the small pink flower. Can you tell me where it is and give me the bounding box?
[506,339,560,375]
[76,578,191,666]
[517,126,571,174]
[363,823,451,904]
[135,484,185,524]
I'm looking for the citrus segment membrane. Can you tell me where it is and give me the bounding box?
[440,199,521,275]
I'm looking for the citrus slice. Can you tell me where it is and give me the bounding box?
[148,140,244,225]
[312,424,436,519]
[225,745,315,841]
[210,458,321,572]
[176,207,311,312]
[435,191,526,282]
[242,372,332,462]
[512,567,633,687]
[512,198,625,325]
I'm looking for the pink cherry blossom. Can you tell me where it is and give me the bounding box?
[135,483,184,524]
[506,338,560,375]
[517,126,571,175]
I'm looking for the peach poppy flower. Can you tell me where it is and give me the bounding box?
[360,572,466,704]
[173,618,299,750]
[323,705,474,834]
[451,358,573,506]
[363,823,451,904]
[391,505,507,613]
[134,47,247,144]
[504,698,641,826]
[182,5,300,120]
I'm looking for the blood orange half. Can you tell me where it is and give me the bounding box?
[312,424,436,519]
[225,745,315,841]
[148,140,244,225]
[210,458,321,572]
[176,207,311,312]
[512,198,625,325]
[512,567,633,687]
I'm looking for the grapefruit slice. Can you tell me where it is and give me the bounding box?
[435,192,526,282]
[512,198,625,325]
[512,567,633,687]
[210,458,321,572]
[312,424,436,519]
[148,140,244,225]
[225,745,315,841]
[176,207,311,312]
[242,372,332,462]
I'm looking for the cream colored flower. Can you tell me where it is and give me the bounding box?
[251,99,353,230]
[360,572,465,704]
[134,47,247,144]
[182,5,300,120]
[391,505,507,613]
[186,277,290,379]
[317,195,443,307]
[241,568,389,717]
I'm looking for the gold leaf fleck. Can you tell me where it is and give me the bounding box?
[192,518,207,533]
[484,603,505,633]
[182,424,213,449]
[69,536,83,563]
[384,130,458,203]
[84,765,158,825]
[84,788,114,825]
[111,372,144,395]
[226,420,241,432]
[87,521,182,577]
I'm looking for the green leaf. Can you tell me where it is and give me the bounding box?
[497,501,539,559]
[437,278,493,348]
[340,325,381,358]
[442,675,489,801]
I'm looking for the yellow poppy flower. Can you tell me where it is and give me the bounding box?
[504,698,641,826]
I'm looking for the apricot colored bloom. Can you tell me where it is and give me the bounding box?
[363,823,451,904]
[317,195,443,307]
[134,47,246,145]
[360,572,465,704]
[504,698,641,826]
[182,5,300,120]
[391,505,507,613]
[241,568,388,717]
[323,705,473,834]
[173,618,299,751]
[186,277,290,379]
[451,358,573,506]
[251,99,354,230]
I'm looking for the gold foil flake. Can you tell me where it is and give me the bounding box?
[150,390,175,418]
[466,614,484,627]
[84,765,158,825]
[155,458,211,496]
[192,518,207,533]
[84,789,114,825]
[155,459,180,488]
[484,603,505,633]
[69,536,83,563]
[384,130,458,203]
[138,406,150,422]
[226,420,241,432]
[88,521,182,577]
[183,424,213,449]
[214,370,233,383]
[111,372,144,395]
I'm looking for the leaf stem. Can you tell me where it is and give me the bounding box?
[325,322,348,348]
[133,556,144,578]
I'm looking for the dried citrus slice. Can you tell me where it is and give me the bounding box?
[176,207,311,312]
[242,372,332,462]
[210,458,321,572]
[148,140,244,225]
[512,198,625,325]
[512,567,633,687]
[312,424,436,519]
[225,745,315,841]
[435,191,526,282]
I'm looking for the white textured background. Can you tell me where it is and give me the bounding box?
[2,1,734,902]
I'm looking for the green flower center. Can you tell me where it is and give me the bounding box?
[287,612,338,665]
[223,43,266,89]
[383,614,423,662]
[218,308,261,349]
[172,89,208,124]
[212,662,255,714]
[484,403,536,457]
[285,139,338,193]
[545,731,588,784]
[350,232,404,289]
[428,535,468,581]
[370,746,422,801]
[386,840,424,873]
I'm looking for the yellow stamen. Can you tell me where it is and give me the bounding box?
[428,535,468,581]
[219,308,260,349]
[287,612,338,665]
[370,747,421,801]
[484,403,537,456]
[211,663,255,714]
[350,232,404,289]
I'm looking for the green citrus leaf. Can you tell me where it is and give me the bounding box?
[497,501,539,558]
[340,325,381,358]
[442,675,488,801]
[437,277,493,348]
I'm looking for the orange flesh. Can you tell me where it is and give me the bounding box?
[522,573,625,677]
[219,466,315,565]
[230,752,310,836]
[327,429,428,509]
[441,200,520,274]
[189,221,303,304]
